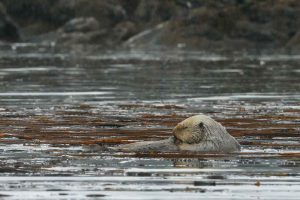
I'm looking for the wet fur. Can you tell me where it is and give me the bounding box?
[113,115,240,153]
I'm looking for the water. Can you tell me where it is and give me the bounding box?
[0,43,299,199]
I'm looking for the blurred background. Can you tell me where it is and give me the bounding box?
[1,0,300,51]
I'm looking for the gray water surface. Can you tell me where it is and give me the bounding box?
[0,44,299,199]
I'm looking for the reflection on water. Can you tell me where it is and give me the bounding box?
[0,44,299,199]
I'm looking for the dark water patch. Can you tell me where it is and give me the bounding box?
[86,194,106,197]
[0,194,11,197]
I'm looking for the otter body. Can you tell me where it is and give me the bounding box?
[113,137,178,152]
[113,115,240,153]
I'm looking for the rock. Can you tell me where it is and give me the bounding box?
[1,0,52,20]
[1,0,126,40]
[125,1,300,51]
[233,20,275,43]
[119,0,140,15]
[0,0,75,39]
[29,17,109,45]
[2,0,300,51]
[56,30,107,45]
[71,0,126,28]
[134,0,178,23]
[0,2,20,42]
[113,21,137,41]
[57,17,109,45]
[286,30,300,50]
[124,22,168,48]
[62,17,100,33]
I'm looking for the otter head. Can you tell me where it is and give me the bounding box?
[173,115,208,144]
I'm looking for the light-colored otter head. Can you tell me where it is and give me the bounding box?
[173,114,241,152]
[173,115,207,144]
[173,114,225,144]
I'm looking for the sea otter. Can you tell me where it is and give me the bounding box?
[112,115,240,153]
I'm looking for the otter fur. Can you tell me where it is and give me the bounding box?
[112,114,240,153]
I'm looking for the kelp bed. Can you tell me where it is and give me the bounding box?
[0,45,299,199]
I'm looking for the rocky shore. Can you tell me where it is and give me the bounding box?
[1,0,300,51]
